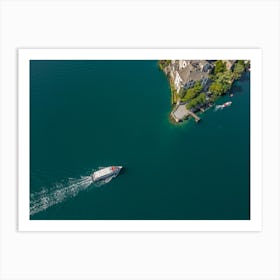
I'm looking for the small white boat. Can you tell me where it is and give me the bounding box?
[215,101,232,110]
[91,166,122,182]
[223,101,232,107]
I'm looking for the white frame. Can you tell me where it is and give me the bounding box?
[18,48,262,231]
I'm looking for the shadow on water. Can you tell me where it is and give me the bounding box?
[119,166,126,175]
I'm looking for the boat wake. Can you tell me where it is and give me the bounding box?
[94,175,114,187]
[214,105,224,111]
[30,168,115,216]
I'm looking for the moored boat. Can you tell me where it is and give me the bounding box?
[215,101,232,110]
[223,101,232,107]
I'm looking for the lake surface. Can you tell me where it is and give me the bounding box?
[30,60,250,220]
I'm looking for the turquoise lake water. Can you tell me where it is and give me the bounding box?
[30,60,250,220]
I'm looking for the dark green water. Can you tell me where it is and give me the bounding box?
[30,60,250,220]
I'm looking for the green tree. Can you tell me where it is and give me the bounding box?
[186,93,206,110]
[193,80,203,92]
[209,82,224,96]
[182,88,197,101]
[222,70,234,83]
[210,70,234,95]
[219,71,233,92]
[186,88,197,100]
[186,99,198,110]
[178,88,185,98]
[214,60,226,75]
[233,60,245,79]
[182,80,203,101]
[197,93,206,104]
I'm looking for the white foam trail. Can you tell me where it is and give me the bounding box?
[30,176,93,216]
[30,171,118,216]
[215,105,224,111]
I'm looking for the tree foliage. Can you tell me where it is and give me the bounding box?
[184,88,197,101]
[186,93,206,110]
[210,60,244,96]
[214,60,226,75]
[217,70,234,84]
[197,92,206,104]
[193,80,203,92]
[233,60,245,79]
[181,81,203,102]
[209,82,224,96]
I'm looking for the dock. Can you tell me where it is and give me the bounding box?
[171,104,201,123]
[186,109,201,123]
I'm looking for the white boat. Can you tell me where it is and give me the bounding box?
[91,166,122,182]
[215,101,232,110]
[223,101,232,107]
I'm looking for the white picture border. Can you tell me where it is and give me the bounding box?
[18,48,262,232]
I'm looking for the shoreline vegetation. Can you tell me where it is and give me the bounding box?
[159,60,250,124]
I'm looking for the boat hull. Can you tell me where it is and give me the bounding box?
[91,166,122,182]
